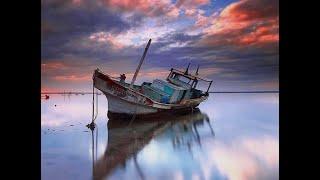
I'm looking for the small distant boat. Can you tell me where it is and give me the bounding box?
[93,39,213,118]
[41,95,50,100]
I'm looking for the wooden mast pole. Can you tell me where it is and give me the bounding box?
[130,39,152,88]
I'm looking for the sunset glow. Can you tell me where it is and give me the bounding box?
[42,0,278,92]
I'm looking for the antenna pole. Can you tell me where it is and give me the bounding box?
[184,63,190,75]
[195,65,199,75]
[130,39,152,88]
[206,81,213,93]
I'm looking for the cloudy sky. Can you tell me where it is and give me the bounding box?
[41,0,278,92]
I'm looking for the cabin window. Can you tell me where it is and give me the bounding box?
[170,74,175,80]
[172,73,177,79]
[178,76,191,84]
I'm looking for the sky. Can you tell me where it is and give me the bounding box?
[41,0,279,92]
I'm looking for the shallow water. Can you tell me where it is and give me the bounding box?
[41,93,279,180]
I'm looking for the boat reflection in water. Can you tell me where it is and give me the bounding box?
[89,108,214,180]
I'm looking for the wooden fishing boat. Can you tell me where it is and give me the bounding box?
[93,39,213,118]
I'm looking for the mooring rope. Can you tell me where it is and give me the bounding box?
[91,82,99,123]
[87,80,98,130]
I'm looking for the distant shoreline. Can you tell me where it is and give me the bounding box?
[41,92,101,94]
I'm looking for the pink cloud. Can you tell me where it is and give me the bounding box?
[177,0,209,21]
[41,62,66,69]
[89,32,125,49]
[195,13,209,27]
[52,74,92,82]
[199,0,278,47]
[88,24,175,49]
[185,8,197,16]
[252,81,279,90]
[41,62,67,72]
[102,0,180,18]
[167,6,180,18]
[176,0,210,8]
[41,86,62,93]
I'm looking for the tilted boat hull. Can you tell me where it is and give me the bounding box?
[105,93,158,115]
[105,92,200,119]
[93,70,208,116]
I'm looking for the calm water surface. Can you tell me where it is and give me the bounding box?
[41,93,279,180]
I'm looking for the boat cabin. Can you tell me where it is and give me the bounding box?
[141,66,213,104]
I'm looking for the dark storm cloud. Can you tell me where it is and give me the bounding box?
[41,0,136,59]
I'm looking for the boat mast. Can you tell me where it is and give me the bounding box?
[130,39,152,88]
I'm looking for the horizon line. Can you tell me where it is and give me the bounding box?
[41,90,279,94]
